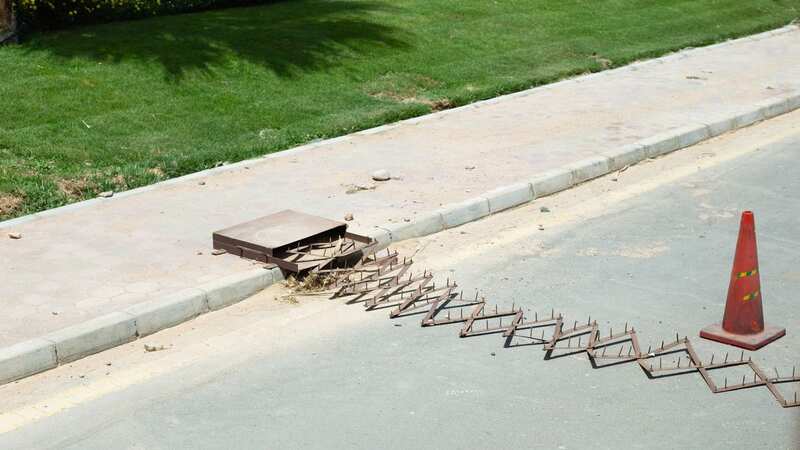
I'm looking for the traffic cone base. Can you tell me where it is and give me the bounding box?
[700,322,785,350]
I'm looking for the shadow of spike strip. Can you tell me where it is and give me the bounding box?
[320,248,800,409]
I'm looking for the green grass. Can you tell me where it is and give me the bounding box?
[1,0,798,220]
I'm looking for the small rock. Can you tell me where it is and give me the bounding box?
[196,251,203,255]
[537,224,544,231]
[490,352,496,357]
[98,191,113,198]
[105,362,112,366]
[539,206,550,213]
[211,249,226,256]
[144,344,167,352]
[8,232,22,239]
[344,212,354,221]
[403,217,411,222]
[371,169,391,181]
[394,323,402,327]
[464,165,476,170]
[51,311,59,316]
[198,181,206,186]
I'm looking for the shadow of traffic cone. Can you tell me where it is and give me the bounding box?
[700,211,785,350]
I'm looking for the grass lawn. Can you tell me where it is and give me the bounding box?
[1,0,798,220]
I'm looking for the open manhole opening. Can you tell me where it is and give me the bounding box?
[212,209,375,274]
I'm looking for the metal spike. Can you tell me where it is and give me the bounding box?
[710,354,715,365]
[624,322,628,333]
[574,321,578,330]
[775,368,780,378]
[618,346,623,357]
[577,336,582,347]
[535,312,538,321]
[551,309,554,319]
[724,377,727,388]
[660,340,664,350]
[659,358,663,369]
[742,374,746,385]
[724,353,728,363]
[677,358,680,368]
[602,346,606,356]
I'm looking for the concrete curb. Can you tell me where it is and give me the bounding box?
[0,266,283,385]
[1,61,798,387]
[371,91,800,245]
[2,95,799,389]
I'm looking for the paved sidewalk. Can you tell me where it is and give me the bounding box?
[2,26,800,350]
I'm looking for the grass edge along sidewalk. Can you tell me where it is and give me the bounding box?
[1,0,798,220]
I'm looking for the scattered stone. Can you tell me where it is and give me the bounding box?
[98,191,113,198]
[345,183,376,194]
[490,352,496,356]
[211,249,226,256]
[403,217,411,222]
[464,165,476,170]
[539,206,550,213]
[8,232,22,239]
[51,311,59,316]
[198,181,206,186]
[371,169,391,181]
[105,362,112,366]
[144,344,167,352]
[537,224,544,231]
[394,323,402,327]
[344,212,354,221]
[196,251,203,255]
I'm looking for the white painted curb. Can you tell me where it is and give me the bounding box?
[375,91,800,244]
[0,266,282,385]
[1,85,798,388]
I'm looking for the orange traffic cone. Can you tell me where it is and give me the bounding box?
[700,211,785,350]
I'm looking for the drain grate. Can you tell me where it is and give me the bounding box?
[212,210,374,273]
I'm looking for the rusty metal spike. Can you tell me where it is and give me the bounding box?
[618,346,623,357]
[541,329,545,339]
[775,368,780,378]
[660,340,664,350]
[710,354,715,365]
[551,308,554,319]
[588,316,591,326]
[602,347,606,356]
[460,309,463,318]
[494,305,498,314]
[677,358,680,368]
[610,327,613,338]
[724,377,727,388]
[740,351,744,362]
[578,336,582,347]
[627,346,632,357]
[499,317,503,326]
[447,310,450,320]
[624,322,628,333]
[725,353,728,363]
[535,312,538,321]
[530,328,533,338]
[659,358,663,369]
[647,345,651,353]
[742,374,746,385]
[574,321,577,330]
[675,332,679,343]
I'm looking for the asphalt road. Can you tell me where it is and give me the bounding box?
[1,118,799,449]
